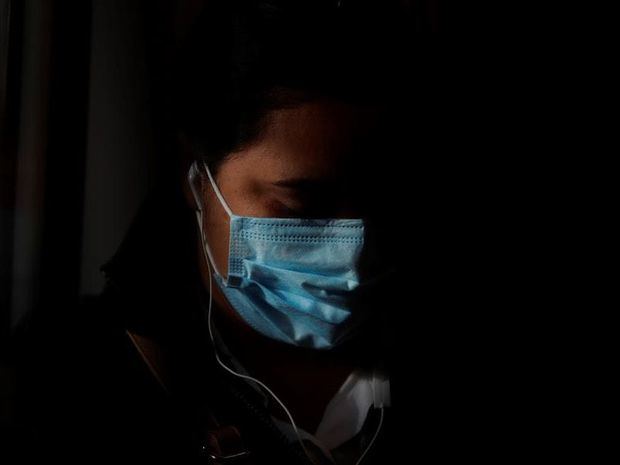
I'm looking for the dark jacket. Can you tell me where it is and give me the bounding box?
[5,181,399,464]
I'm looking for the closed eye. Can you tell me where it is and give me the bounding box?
[269,177,364,218]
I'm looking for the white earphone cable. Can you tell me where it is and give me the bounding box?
[193,164,383,465]
[198,209,319,464]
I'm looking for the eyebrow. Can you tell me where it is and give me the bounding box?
[271,178,337,190]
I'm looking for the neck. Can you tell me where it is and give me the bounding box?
[197,238,376,431]
[209,280,376,433]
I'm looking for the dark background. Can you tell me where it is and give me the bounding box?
[0,0,448,351]
[0,1,559,459]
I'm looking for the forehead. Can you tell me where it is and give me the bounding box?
[231,100,383,178]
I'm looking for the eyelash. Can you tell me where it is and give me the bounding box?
[270,199,304,217]
[269,191,339,218]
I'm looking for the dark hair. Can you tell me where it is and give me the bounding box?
[172,0,417,167]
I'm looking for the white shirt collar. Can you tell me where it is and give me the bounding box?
[211,326,390,459]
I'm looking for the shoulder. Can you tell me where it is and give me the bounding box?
[6,295,189,461]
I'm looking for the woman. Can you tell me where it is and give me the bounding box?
[9,1,417,463]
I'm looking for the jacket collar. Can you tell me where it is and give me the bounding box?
[100,180,205,341]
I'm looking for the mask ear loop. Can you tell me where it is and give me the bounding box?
[188,162,224,278]
[203,160,234,218]
[190,161,384,465]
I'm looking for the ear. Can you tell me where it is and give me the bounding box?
[178,131,202,212]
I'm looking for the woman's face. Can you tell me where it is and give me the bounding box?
[199,100,384,278]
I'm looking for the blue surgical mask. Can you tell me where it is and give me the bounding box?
[188,161,372,350]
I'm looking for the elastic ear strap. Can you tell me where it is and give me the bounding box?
[196,209,224,279]
[203,161,234,218]
[188,162,225,278]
